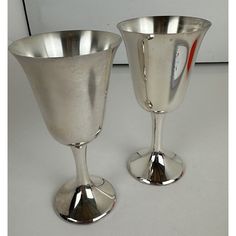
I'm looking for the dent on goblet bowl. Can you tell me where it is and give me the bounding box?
[9,30,121,223]
[118,16,211,185]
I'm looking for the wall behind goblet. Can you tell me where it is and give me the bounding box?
[21,0,228,64]
[8,0,28,43]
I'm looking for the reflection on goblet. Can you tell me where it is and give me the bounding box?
[118,16,211,185]
[9,30,121,223]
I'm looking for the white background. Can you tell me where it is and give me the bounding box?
[23,0,228,63]
[8,0,28,43]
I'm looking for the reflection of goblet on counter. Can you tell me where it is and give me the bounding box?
[118,16,211,185]
[9,30,121,223]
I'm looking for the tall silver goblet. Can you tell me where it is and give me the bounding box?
[118,16,211,185]
[9,30,121,223]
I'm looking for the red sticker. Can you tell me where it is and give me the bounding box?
[187,39,198,73]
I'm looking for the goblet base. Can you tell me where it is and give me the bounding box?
[54,176,116,224]
[128,149,184,185]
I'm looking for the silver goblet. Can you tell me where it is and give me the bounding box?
[9,30,121,223]
[118,16,211,185]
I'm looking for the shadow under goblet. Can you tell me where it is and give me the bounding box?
[9,30,121,223]
[118,16,211,185]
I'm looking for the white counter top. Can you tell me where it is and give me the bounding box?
[8,55,227,236]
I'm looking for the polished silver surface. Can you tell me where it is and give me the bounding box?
[9,30,121,223]
[118,16,211,185]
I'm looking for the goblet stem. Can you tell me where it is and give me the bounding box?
[151,112,165,152]
[71,145,91,186]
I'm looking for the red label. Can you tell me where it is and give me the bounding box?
[187,39,198,73]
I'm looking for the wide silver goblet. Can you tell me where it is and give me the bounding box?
[9,30,121,223]
[118,16,211,185]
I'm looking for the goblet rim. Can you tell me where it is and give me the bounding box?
[8,29,122,60]
[117,15,212,36]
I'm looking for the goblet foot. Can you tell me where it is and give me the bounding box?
[54,176,116,224]
[128,149,184,185]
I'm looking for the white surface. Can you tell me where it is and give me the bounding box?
[8,0,28,43]
[8,56,227,235]
[24,0,228,63]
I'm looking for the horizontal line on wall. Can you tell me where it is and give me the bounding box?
[113,62,228,66]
